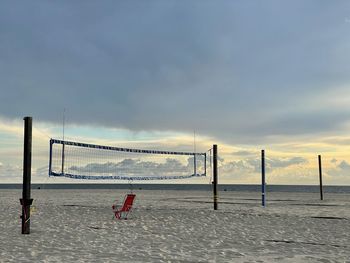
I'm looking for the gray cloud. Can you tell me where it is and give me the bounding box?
[338,160,350,171]
[67,156,205,177]
[328,160,350,177]
[1,1,350,144]
[267,157,308,169]
[0,163,53,182]
[0,164,21,179]
[219,156,308,178]
[219,160,256,179]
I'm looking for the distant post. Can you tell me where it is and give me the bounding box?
[204,153,207,177]
[261,149,266,207]
[20,117,33,234]
[213,144,218,210]
[318,155,324,200]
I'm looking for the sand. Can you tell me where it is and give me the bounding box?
[0,189,349,262]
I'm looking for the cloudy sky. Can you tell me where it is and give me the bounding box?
[1,1,350,184]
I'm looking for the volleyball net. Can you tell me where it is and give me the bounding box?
[49,139,207,180]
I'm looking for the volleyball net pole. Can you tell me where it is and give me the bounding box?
[213,144,218,210]
[318,155,324,201]
[261,149,266,207]
[20,116,33,234]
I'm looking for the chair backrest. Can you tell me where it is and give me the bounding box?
[121,194,136,212]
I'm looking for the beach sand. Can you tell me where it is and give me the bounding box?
[1,189,349,262]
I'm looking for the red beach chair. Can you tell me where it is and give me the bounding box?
[112,194,136,220]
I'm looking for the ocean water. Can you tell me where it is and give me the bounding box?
[1,183,350,193]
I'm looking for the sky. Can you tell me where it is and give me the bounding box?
[1,1,350,184]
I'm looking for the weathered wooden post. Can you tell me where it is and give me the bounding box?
[318,155,324,201]
[204,153,207,177]
[49,139,53,176]
[20,116,33,234]
[213,144,218,210]
[261,149,266,207]
[61,108,65,175]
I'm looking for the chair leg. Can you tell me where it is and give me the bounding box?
[114,211,121,219]
[122,211,130,220]
[120,212,125,220]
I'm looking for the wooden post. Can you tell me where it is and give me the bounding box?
[261,149,266,207]
[318,155,324,201]
[204,153,207,177]
[193,131,196,176]
[61,108,65,175]
[20,117,33,234]
[213,144,218,210]
[48,139,53,176]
